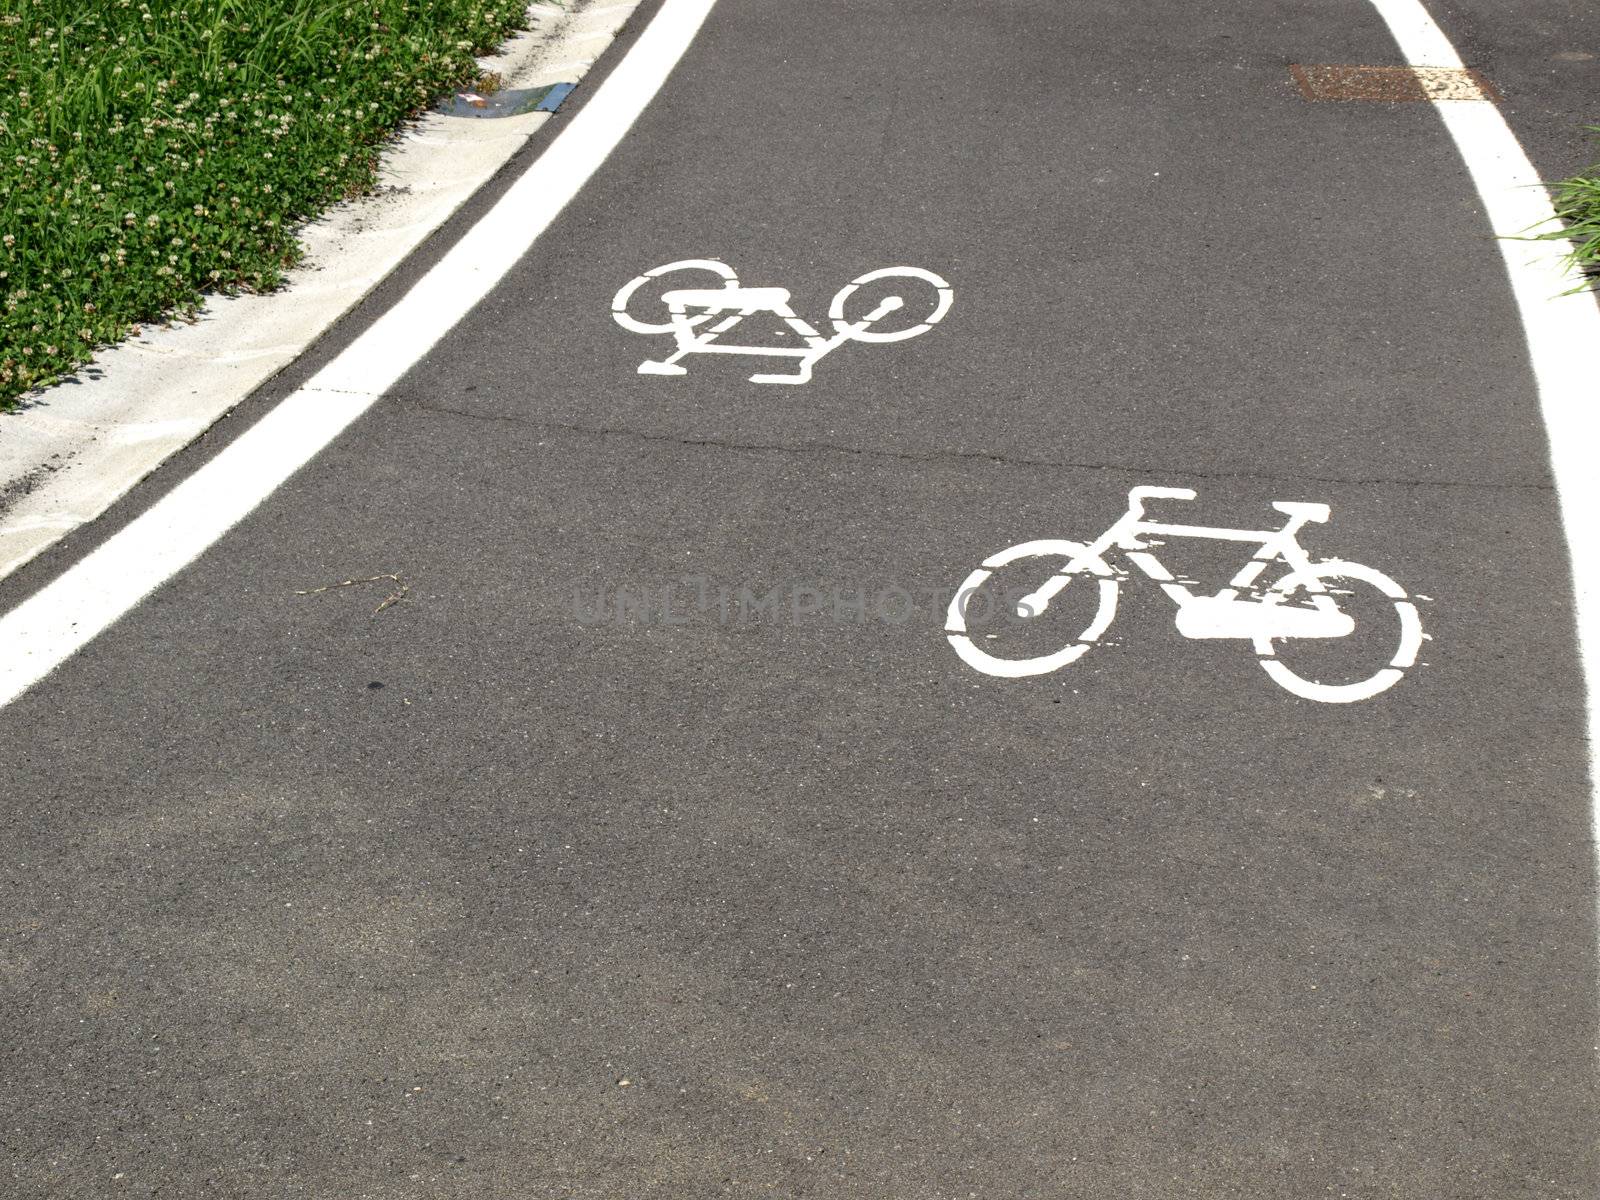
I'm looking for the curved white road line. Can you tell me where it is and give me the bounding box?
[1367,1,1600,893]
[0,0,717,710]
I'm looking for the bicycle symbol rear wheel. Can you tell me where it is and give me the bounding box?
[611,259,739,334]
[945,539,1119,678]
[1252,560,1423,703]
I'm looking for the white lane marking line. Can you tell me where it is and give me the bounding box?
[1367,0,1472,66]
[1368,0,1600,873]
[1411,66,1494,100]
[0,0,718,710]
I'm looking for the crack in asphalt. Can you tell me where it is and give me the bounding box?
[390,392,1556,496]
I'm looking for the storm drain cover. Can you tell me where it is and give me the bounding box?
[441,81,576,118]
[1289,64,1499,102]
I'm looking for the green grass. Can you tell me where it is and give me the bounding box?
[1538,128,1600,291]
[0,0,535,409]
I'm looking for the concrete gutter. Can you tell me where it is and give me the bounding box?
[0,0,641,584]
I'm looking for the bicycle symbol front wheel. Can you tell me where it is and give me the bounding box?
[1253,560,1423,703]
[829,267,953,343]
[945,539,1119,678]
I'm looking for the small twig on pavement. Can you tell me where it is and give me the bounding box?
[295,573,409,615]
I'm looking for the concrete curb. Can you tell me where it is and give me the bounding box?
[0,0,642,584]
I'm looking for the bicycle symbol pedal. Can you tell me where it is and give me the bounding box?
[945,485,1426,703]
[611,259,953,384]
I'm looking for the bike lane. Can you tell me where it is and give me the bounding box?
[1,0,1596,1196]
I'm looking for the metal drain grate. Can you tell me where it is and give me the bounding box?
[1289,64,1499,102]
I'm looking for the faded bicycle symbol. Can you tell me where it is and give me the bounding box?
[945,486,1425,703]
[611,259,953,384]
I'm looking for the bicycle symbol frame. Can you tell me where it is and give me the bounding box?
[611,259,953,384]
[945,485,1425,703]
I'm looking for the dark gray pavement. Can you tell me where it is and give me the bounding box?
[1427,0,1600,179]
[3,1,1598,1197]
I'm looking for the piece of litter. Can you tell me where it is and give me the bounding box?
[533,82,576,112]
[439,82,576,119]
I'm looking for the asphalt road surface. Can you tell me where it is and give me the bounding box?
[4,1,1599,1196]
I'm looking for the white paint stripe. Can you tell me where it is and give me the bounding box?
[1367,0,1466,67]
[1411,67,1492,102]
[1368,1,1600,874]
[0,0,717,710]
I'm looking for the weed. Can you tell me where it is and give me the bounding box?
[1532,126,1600,292]
[0,0,533,409]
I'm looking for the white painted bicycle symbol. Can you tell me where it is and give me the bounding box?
[611,259,953,384]
[945,486,1425,703]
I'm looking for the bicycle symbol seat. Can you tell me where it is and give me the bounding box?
[945,485,1426,703]
[611,259,953,384]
